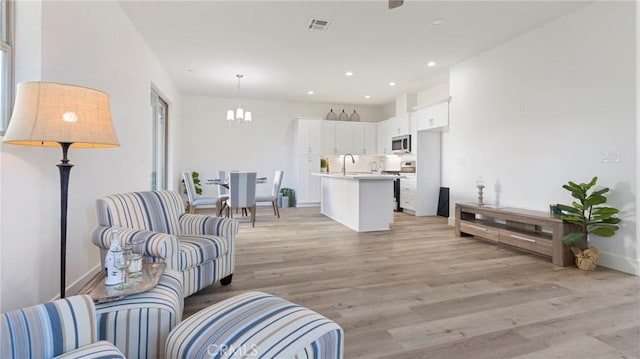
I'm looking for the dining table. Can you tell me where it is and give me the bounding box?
[205,176,268,215]
[205,176,268,188]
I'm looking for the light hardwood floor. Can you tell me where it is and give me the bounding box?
[185,206,640,358]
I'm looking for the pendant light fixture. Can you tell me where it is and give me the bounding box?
[227,74,252,123]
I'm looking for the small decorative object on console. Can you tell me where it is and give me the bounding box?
[476,178,485,204]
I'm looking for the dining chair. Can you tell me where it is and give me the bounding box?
[226,172,257,227]
[215,170,230,214]
[182,171,218,213]
[256,170,284,218]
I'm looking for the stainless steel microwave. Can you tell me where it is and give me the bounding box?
[392,135,411,154]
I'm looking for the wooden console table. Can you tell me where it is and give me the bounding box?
[455,203,579,266]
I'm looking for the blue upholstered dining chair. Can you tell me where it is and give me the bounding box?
[183,170,219,213]
[226,171,257,227]
[216,170,230,204]
[255,170,284,218]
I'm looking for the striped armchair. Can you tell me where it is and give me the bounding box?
[1,295,125,359]
[95,269,183,358]
[92,190,238,298]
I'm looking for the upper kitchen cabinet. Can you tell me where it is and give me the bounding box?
[376,114,411,155]
[296,117,322,154]
[352,123,377,155]
[390,114,410,136]
[416,97,451,132]
[376,119,393,155]
[321,121,337,154]
[322,121,376,155]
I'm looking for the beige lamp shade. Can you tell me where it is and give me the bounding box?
[2,82,120,148]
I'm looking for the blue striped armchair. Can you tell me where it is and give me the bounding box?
[1,270,182,359]
[92,190,238,298]
[1,295,125,359]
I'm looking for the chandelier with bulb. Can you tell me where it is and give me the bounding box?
[227,74,252,123]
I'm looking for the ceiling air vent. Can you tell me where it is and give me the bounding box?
[308,19,331,31]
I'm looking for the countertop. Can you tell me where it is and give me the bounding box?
[312,172,401,180]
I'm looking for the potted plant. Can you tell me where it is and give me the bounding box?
[320,158,328,172]
[556,176,621,270]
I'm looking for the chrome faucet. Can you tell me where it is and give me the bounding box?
[342,153,355,175]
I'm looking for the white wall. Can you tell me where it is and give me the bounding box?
[0,1,181,311]
[443,2,638,274]
[417,83,450,106]
[177,95,386,198]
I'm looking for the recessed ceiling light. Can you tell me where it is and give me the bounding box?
[432,18,445,27]
[345,71,354,77]
[307,90,314,95]
[364,95,371,99]
[389,82,396,87]
[427,61,437,67]
[186,69,194,72]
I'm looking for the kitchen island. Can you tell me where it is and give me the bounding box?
[313,173,397,232]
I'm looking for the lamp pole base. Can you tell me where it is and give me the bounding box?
[57,142,74,299]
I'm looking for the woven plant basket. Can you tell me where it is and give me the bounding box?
[573,247,600,271]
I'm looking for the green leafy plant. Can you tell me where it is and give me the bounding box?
[280,188,295,207]
[320,158,327,169]
[557,176,621,248]
[181,171,202,195]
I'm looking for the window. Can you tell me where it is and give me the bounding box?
[150,90,168,190]
[0,0,13,134]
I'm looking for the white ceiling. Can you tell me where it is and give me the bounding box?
[119,1,590,106]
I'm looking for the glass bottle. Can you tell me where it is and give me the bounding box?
[104,226,123,286]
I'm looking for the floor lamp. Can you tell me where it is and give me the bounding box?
[2,82,120,298]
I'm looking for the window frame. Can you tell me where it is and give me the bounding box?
[0,0,14,135]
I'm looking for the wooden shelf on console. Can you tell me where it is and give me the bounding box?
[455,203,579,266]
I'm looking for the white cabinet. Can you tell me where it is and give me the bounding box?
[296,118,322,154]
[321,121,337,154]
[321,121,376,155]
[335,122,354,154]
[376,114,411,155]
[362,123,377,155]
[351,122,376,155]
[296,154,321,205]
[390,114,410,136]
[295,118,322,206]
[417,99,449,131]
[400,175,417,213]
[322,121,352,155]
[415,131,441,216]
[295,118,377,205]
[376,119,393,155]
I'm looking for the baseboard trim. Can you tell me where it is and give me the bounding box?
[296,203,320,208]
[51,264,102,301]
[596,251,640,275]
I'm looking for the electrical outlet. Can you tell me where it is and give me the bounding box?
[600,151,621,163]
